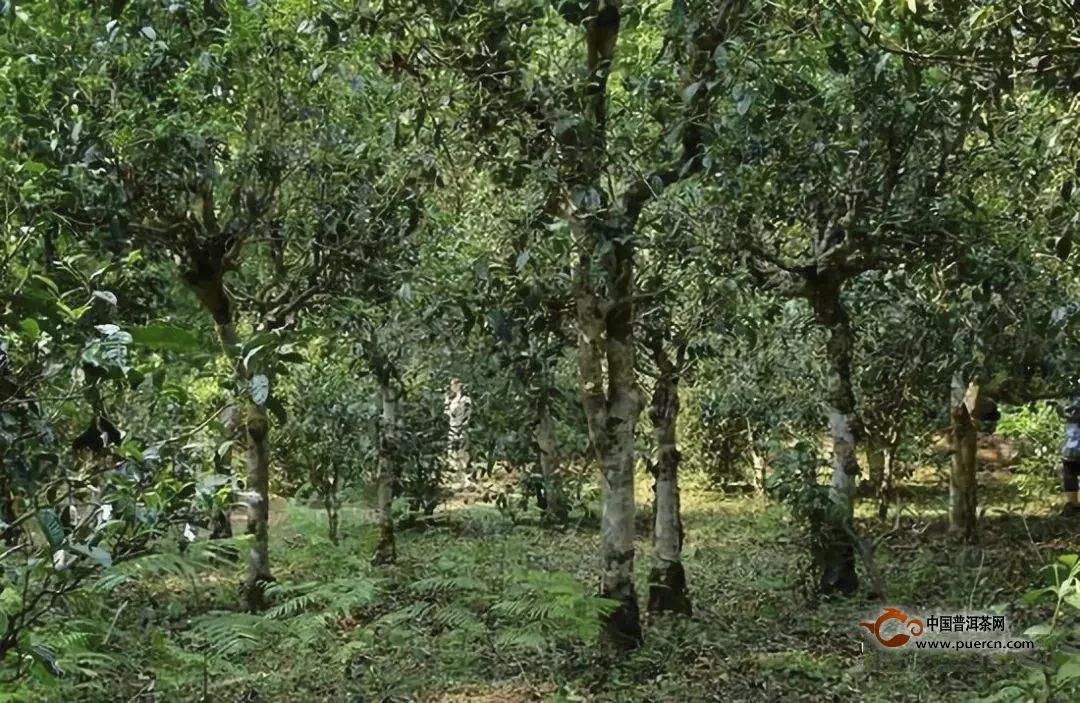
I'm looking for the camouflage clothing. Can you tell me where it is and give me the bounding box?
[445,390,472,473]
[1063,398,1080,461]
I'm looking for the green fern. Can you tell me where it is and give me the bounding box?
[93,539,243,594]
[489,570,616,647]
[188,612,263,658]
[264,576,378,622]
[408,575,487,596]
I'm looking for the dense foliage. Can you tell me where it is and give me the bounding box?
[2,0,1079,699]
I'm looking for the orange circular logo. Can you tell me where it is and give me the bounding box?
[860,608,925,648]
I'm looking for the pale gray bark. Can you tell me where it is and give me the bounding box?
[574,244,642,648]
[209,322,241,543]
[747,420,768,500]
[206,304,272,607]
[646,346,690,615]
[810,284,861,595]
[244,405,272,611]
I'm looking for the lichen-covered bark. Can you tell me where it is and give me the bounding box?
[809,284,860,596]
[209,320,241,544]
[879,445,896,520]
[192,277,273,606]
[574,234,643,648]
[244,406,272,611]
[535,402,567,524]
[646,346,690,616]
[371,377,398,565]
[949,378,979,540]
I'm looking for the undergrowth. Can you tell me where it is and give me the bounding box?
[4,471,1076,702]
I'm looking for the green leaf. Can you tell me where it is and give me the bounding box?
[19,318,40,340]
[682,81,703,103]
[20,161,48,176]
[130,323,200,352]
[36,510,64,549]
[1021,587,1050,606]
[1054,656,1080,685]
[250,375,270,406]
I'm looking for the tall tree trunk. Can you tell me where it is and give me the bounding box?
[747,419,768,501]
[324,462,341,544]
[878,443,896,520]
[244,405,272,611]
[325,492,340,545]
[809,284,861,596]
[535,401,568,524]
[192,278,273,606]
[865,438,885,497]
[574,233,643,649]
[371,377,398,565]
[0,474,17,547]
[646,345,690,616]
[208,327,242,544]
[949,377,978,540]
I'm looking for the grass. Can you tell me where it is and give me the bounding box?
[14,463,1078,702]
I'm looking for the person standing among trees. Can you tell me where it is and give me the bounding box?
[1061,397,1080,517]
[445,378,472,486]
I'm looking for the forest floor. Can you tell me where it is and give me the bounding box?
[36,464,1078,702]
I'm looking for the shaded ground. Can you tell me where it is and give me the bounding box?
[27,465,1078,702]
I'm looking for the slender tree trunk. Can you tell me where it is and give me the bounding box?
[193,281,273,608]
[371,377,398,565]
[809,284,861,596]
[865,438,885,497]
[574,234,643,649]
[207,296,240,543]
[878,444,896,520]
[747,420,768,500]
[646,346,691,616]
[244,405,272,611]
[535,401,567,524]
[325,493,340,545]
[324,463,341,544]
[949,377,978,540]
[0,474,17,547]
